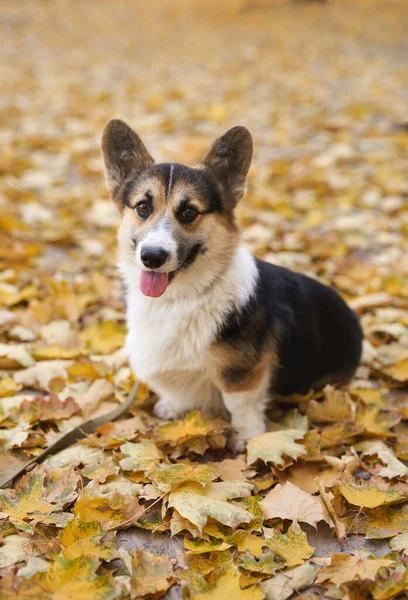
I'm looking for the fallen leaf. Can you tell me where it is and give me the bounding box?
[119,439,163,472]
[150,462,219,492]
[306,386,355,423]
[264,527,314,567]
[168,480,253,534]
[316,551,393,587]
[59,518,116,560]
[261,563,318,600]
[260,482,333,533]
[153,410,226,447]
[246,429,306,467]
[338,482,407,508]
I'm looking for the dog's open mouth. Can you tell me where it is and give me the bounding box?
[139,270,176,298]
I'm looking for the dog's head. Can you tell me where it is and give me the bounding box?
[101,119,253,299]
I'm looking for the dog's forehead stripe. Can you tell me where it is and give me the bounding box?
[167,164,174,197]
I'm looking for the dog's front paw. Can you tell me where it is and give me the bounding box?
[227,421,266,454]
[153,397,178,421]
[227,430,247,454]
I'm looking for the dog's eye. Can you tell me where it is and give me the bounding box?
[181,206,198,222]
[136,201,152,217]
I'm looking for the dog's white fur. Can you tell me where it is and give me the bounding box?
[120,244,268,450]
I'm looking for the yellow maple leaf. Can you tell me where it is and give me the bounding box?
[150,462,219,492]
[265,527,314,567]
[187,562,264,600]
[0,376,22,398]
[306,386,355,423]
[0,469,71,532]
[120,548,174,597]
[3,555,119,600]
[339,483,407,508]
[80,320,126,354]
[59,518,116,560]
[153,410,226,446]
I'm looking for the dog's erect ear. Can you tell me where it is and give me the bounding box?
[201,126,253,206]
[101,119,154,197]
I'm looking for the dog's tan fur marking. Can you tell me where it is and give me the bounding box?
[211,337,279,394]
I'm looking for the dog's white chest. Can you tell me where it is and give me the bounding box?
[125,294,219,380]
[122,248,258,382]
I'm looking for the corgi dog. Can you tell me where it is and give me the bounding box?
[101,119,363,452]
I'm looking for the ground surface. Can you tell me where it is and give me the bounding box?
[0,1,408,599]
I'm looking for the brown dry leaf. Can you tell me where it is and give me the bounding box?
[260,482,333,533]
[316,551,393,587]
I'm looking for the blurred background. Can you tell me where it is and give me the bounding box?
[0,0,407,342]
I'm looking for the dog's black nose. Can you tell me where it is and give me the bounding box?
[141,246,169,269]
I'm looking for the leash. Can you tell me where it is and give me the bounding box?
[0,381,140,489]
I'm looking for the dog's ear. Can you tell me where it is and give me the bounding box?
[101,119,154,198]
[201,126,253,206]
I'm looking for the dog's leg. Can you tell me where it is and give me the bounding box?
[222,380,269,453]
[150,371,224,421]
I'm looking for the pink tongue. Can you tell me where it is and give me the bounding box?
[140,271,169,298]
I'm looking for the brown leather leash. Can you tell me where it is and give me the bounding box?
[0,381,140,489]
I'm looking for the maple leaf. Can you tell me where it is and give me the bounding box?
[246,429,306,467]
[0,534,30,569]
[59,518,116,560]
[338,482,407,508]
[3,555,119,600]
[120,548,174,598]
[238,551,281,575]
[153,410,226,447]
[316,551,393,587]
[347,504,408,539]
[46,445,105,469]
[167,480,253,534]
[79,320,126,354]
[119,439,163,472]
[0,469,73,532]
[186,560,264,600]
[306,386,355,423]
[389,532,408,555]
[208,456,255,481]
[261,563,319,600]
[355,404,399,437]
[237,534,268,558]
[149,462,219,492]
[72,479,143,528]
[264,527,314,567]
[358,440,408,479]
[81,456,119,483]
[0,377,22,398]
[260,482,333,533]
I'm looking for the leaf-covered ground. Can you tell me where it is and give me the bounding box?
[1,0,408,598]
